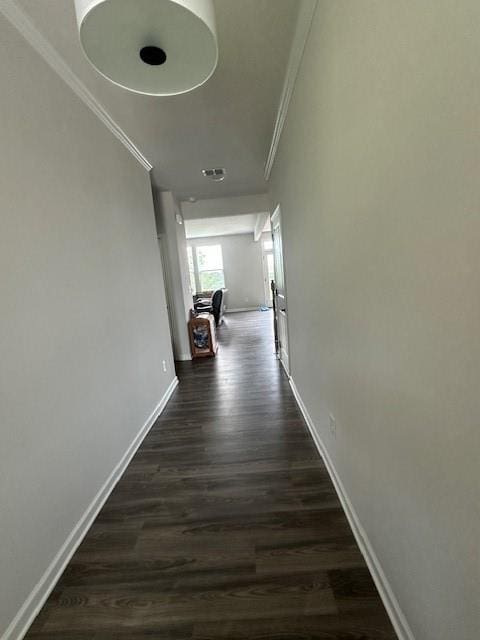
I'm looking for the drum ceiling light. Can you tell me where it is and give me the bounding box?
[74,0,218,96]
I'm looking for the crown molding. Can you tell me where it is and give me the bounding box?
[0,0,153,172]
[264,0,317,181]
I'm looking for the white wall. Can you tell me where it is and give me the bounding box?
[0,15,175,637]
[269,2,479,639]
[154,191,192,360]
[188,234,266,310]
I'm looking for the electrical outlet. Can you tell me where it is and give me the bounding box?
[162,360,167,373]
[329,413,336,438]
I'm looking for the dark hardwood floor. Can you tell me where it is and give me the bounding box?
[26,311,397,639]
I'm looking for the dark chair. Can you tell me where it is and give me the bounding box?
[194,288,224,326]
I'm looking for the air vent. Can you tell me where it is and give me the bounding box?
[202,168,226,182]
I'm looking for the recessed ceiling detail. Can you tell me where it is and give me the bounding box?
[74,0,218,96]
[185,214,257,238]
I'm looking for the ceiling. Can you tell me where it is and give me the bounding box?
[185,213,270,239]
[18,0,301,199]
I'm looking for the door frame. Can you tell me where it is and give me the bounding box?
[271,204,290,376]
[158,233,177,356]
[262,245,274,308]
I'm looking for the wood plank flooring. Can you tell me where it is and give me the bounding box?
[26,311,397,639]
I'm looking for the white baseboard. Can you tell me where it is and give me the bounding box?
[225,307,260,313]
[2,376,179,640]
[175,353,192,361]
[279,348,290,377]
[288,376,415,640]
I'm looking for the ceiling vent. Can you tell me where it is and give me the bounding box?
[202,168,226,182]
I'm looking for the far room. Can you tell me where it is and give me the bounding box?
[184,210,273,326]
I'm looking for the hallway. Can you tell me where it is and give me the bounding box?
[27,312,396,639]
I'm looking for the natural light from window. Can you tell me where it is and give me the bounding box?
[195,244,225,291]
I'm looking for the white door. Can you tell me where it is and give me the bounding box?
[271,205,289,374]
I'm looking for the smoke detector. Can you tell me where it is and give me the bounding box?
[202,168,226,182]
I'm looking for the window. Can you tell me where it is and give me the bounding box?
[263,238,273,251]
[196,244,225,291]
[187,246,196,294]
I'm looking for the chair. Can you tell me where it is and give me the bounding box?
[194,288,224,326]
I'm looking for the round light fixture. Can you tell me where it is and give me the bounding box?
[74,0,218,96]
